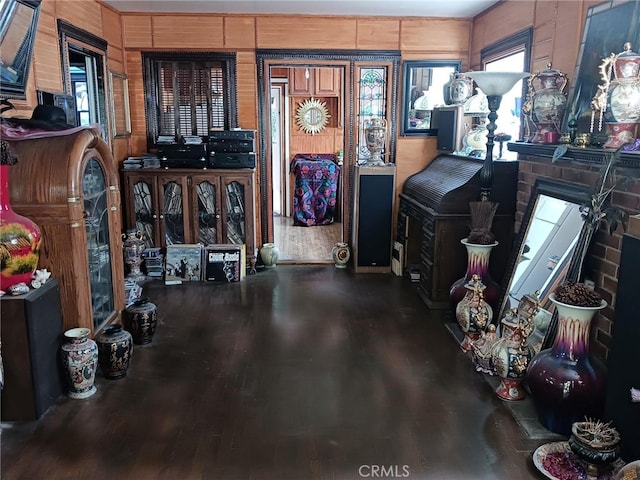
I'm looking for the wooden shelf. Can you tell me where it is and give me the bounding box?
[508,142,640,169]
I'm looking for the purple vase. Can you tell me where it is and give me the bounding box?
[449,239,500,313]
[526,294,608,436]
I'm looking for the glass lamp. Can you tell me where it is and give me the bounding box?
[463,71,529,200]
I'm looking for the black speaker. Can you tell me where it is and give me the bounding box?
[604,234,640,461]
[352,165,395,272]
[432,105,472,153]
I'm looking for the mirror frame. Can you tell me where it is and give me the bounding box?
[496,177,591,325]
[400,60,461,136]
[0,0,42,99]
[109,71,131,138]
[295,97,330,135]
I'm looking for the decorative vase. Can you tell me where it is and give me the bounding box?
[124,297,158,345]
[463,122,488,152]
[455,274,493,352]
[95,324,133,379]
[490,292,538,401]
[591,42,640,148]
[449,239,500,314]
[524,63,568,144]
[363,117,387,166]
[0,164,42,291]
[60,327,98,399]
[470,323,498,374]
[449,73,474,105]
[527,293,608,436]
[122,228,146,282]
[260,242,280,268]
[331,242,350,268]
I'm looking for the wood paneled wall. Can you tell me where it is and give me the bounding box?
[11,0,600,255]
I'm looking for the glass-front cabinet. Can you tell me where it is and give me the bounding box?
[123,169,256,264]
[83,158,115,330]
[7,129,125,335]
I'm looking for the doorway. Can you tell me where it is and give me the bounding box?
[256,50,401,265]
[269,65,344,263]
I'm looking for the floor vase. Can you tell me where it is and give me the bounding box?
[455,274,493,352]
[527,294,607,435]
[60,328,98,399]
[260,243,280,268]
[124,298,158,345]
[332,242,350,268]
[449,239,500,313]
[0,164,42,291]
[95,324,133,379]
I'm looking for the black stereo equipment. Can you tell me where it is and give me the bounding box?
[208,130,256,168]
[157,144,208,169]
[209,152,256,169]
[208,129,255,153]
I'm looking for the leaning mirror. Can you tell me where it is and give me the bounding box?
[0,0,42,99]
[497,178,591,353]
[401,60,461,136]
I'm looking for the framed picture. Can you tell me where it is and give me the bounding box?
[564,0,640,133]
[164,244,203,284]
[400,60,461,136]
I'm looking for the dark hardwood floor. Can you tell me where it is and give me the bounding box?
[1,266,546,479]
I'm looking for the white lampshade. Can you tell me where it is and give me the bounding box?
[463,71,530,96]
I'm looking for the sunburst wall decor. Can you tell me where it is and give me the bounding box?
[295,97,330,135]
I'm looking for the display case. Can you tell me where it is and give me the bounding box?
[8,129,125,335]
[122,168,256,266]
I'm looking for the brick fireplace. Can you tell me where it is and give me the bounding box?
[510,143,640,361]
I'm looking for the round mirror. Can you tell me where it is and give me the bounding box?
[296,97,330,135]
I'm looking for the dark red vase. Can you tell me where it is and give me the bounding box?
[449,238,500,314]
[526,294,608,436]
[0,164,42,291]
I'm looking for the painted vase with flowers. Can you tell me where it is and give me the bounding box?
[0,140,41,291]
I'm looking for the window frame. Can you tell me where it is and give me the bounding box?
[142,52,238,149]
[480,28,532,143]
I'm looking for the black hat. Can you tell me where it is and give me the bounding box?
[29,105,75,129]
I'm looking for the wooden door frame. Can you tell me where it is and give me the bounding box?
[256,49,401,246]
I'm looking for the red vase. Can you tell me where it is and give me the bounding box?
[0,164,42,291]
[527,294,608,436]
[449,239,500,314]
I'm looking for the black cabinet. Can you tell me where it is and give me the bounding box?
[1,279,64,420]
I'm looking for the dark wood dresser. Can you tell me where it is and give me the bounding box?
[398,154,518,309]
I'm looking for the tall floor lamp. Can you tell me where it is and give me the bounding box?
[463,71,529,201]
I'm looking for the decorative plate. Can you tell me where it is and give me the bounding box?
[533,441,624,480]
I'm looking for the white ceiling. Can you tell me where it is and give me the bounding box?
[102,0,500,18]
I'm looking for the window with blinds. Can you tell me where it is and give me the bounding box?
[143,52,237,148]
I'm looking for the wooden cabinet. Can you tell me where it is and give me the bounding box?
[289,67,314,95]
[288,67,341,96]
[315,68,341,96]
[8,129,125,335]
[122,168,256,264]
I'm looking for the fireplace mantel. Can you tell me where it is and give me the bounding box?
[508,142,640,169]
